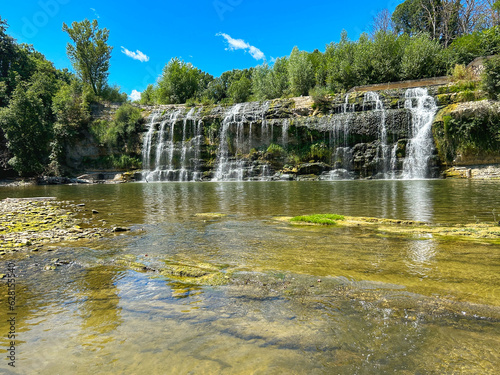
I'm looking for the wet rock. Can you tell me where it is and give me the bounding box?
[296,162,330,175]
[112,227,131,233]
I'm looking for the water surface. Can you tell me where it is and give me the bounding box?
[1,180,499,374]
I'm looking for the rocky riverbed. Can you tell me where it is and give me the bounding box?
[0,197,128,255]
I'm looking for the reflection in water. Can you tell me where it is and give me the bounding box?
[405,235,437,277]
[75,267,123,350]
[403,180,433,222]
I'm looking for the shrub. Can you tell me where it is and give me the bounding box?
[451,64,476,82]
[482,56,500,99]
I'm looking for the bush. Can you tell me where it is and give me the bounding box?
[309,142,329,161]
[266,143,285,157]
[309,86,331,112]
[90,103,142,151]
[482,56,500,99]
[451,64,476,82]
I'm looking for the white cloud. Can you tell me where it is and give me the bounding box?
[90,8,100,19]
[216,33,265,61]
[121,46,150,62]
[129,90,141,102]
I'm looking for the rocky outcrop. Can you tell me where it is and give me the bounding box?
[433,100,500,170]
[140,88,442,181]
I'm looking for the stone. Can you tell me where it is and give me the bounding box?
[112,227,131,233]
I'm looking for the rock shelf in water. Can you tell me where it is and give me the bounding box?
[0,198,115,253]
[276,214,500,241]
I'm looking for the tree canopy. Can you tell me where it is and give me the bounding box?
[62,19,112,96]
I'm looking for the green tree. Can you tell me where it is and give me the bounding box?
[228,75,252,103]
[325,31,361,91]
[0,82,53,175]
[139,84,155,105]
[0,17,16,88]
[203,77,227,102]
[62,19,112,96]
[288,46,314,96]
[400,33,445,79]
[157,58,207,104]
[369,31,404,83]
[392,0,428,36]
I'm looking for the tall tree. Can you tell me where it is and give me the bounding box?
[371,9,395,36]
[288,46,314,96]
[62,19,112,96]
[156,58,208,104]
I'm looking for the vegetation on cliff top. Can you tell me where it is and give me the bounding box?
[140,0,500,106]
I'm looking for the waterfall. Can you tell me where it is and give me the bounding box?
[142,107,203,182]
[139,88,440,182]
[213,103,244,181]
[281,119,289,147]
[402,88,437,179]
[325,93,354,180]
[142,112,159,171]
[363,91,394,178]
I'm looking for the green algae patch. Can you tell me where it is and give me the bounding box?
[290,214,345,225]
[276,214,500,241]
[0,197,108,252]
[160,261,232,286]
[114,256,233,286]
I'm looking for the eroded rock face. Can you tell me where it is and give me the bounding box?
[137,88,443,181]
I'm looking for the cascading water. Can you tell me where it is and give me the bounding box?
[142,112,159,171]
[325,93,354,180]
[142,108,203,182]
[402,88,438,179]
[140,87,439,182]
[213,103,245,181]
[363,91,398,179]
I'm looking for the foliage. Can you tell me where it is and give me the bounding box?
[100,84,128,103]
[288,46,315,96]
[252,58,290,100]
[157,57,212,104]
[446,26,500,66]
[309,142,330,161]
[434,105,500,163]
[0,82,52,175]
[400,33,445,79]
[90,103,142,151]
[139,84,155,105]
[290,214,345,225]
[62,19,112,97]
[228,75,252,103]
[82,154,142,170]
[266,143,285,157]
[451,63,476,81]
[309,86,331,112]
[482,55,500,99]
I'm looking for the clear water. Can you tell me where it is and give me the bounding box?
[1,180,499,374]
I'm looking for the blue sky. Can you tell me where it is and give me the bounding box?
[1,0,401,99]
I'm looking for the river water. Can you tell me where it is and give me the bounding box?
[1,180,499,374]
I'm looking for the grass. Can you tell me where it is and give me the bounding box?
[290,214,345,225]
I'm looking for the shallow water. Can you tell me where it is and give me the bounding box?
[1,180,499,374]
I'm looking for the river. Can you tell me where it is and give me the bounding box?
[1,180,499,374]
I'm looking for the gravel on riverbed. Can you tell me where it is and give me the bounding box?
[0,197,117,254]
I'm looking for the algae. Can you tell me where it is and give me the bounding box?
[277,214,500,241]
[114,256,233,286]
